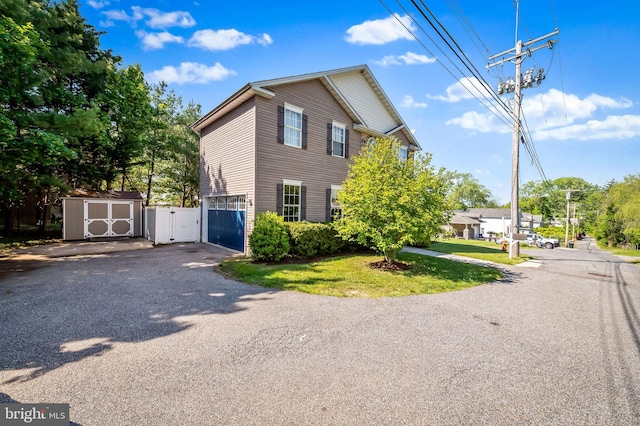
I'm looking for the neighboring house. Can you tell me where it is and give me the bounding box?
[446,208,543,239]
[192,65,421,253]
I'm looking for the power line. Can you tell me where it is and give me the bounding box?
[378,0,515,128]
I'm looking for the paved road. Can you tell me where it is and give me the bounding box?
[0,239,638,425]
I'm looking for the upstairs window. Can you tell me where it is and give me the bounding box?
[332,122,345,158]
[327,121,349,158]
[284,104,303,148]
[398,146,408,161]
[278,104,307,148]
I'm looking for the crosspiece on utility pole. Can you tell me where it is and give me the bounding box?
[487,28,559,259]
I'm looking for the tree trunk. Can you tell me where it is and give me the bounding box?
[2,205,13,236]
[145,148,156,207]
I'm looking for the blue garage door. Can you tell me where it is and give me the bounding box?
[208,196,246,252]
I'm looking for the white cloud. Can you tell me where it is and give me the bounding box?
[401,95,427,108]
[447,110,509,134]
[101,7,195,28]
[534,114,640,141]
[136,31,184,50]
[375,51,435,66]
[521,89,633,129]
[447,87,640,141]
[188,29,273,51]
[346,14,415,45]
[131,7,196,29]
[147,62,236,85]
[102,9,135,25]
[428,77,493,103]
[399,51,435,65]
[88,0,109,9]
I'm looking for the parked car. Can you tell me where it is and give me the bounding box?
[526,233,559,249]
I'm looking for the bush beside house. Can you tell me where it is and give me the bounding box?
[250,212,364,262]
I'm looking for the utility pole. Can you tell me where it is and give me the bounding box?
[487,2,558,258]
[563,189,579,247]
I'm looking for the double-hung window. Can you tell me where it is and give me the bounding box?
[398,146,408,161]
[283,181,301,222]
[332,122,345,158]
[284,104,303,148]
[330,185,342,221]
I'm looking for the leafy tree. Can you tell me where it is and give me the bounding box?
[102,64,152,190]
[128,87,201,207]
[0,13,77,233]
[596,175,640,247]
[443,171,498,210]
[156,100,201,207]
[519,178,601,234]
[335,137,450,264]
[0,0,126,232]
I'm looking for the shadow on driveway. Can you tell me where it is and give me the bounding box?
[0,243,274,384]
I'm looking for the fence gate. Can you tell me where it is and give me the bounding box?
[84,200,134,239]
[145,207,199,244]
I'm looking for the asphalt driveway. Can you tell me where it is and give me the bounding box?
[1,240,638,425]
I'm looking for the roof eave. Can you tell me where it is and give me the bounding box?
[191,84,275,132]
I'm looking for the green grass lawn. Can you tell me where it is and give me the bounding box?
[603,247,640,264]
[425,238,535,265]
[218,251,502,298]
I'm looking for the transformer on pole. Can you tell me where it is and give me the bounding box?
[487,17,558,258]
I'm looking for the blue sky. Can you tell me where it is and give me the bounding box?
[80,0,640,204]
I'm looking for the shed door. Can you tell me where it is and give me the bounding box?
[84,200,133,238]
[207,196,245,252]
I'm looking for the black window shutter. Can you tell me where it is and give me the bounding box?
[326,122,333,155]
[277,106,284,144]
[276,183,283,215]
[300,186,307,221]
[326,188,332,222]
[344,129,350,159]
[301,114,308,149]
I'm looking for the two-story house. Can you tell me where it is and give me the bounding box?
[192,65,421,253]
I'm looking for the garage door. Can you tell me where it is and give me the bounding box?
[207,195,246,252]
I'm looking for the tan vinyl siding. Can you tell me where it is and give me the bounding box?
[62,198,84,240]
[199,98,256,251]
[255,79,361,222]
[200,98,256,198]
[389,130,412,149]
[329,71,397,133]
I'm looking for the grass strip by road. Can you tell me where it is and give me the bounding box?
[218,252,502,298]
[426,239,534,265]
[603,246,640,264]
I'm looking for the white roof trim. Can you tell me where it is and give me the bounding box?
[192,65,422,150]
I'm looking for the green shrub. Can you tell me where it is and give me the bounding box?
[286,221,349,258]
[249,212,290,262]
[534,226,565,242]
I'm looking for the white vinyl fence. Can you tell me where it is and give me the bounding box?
[145,207,200,244]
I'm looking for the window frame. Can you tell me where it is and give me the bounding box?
[330,184,342,221]
[282,179,302,222]
[398,145,408,161]
[284,103,304,148]
[331,121,346,158]
[216,197,226,210]
[227,196,237,210]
